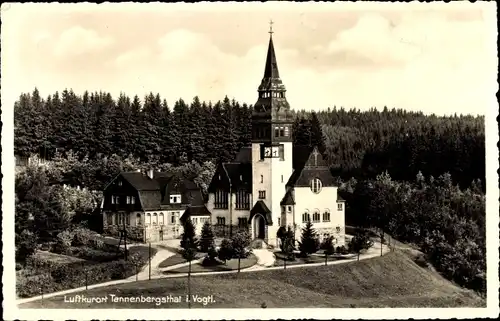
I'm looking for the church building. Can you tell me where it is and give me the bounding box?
[206,27,346,247]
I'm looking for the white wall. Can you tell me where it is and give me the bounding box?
[294,186,345,246]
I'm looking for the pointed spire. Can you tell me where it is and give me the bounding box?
[263,20,280,79]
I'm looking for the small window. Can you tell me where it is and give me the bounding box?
[275,127,279,137]
[118,181,122,186]
[258,190,266,199]
[136,213,142,225]
[238,217,248,227]
[287,206,292,212]
[131,196,135,204]
[336,226,341,233]
[281,174,283,183]
[152,213,158,225]
[302,212,310,223]
[159,213,164,225]
[146,213,151,225]
[126,196,130,204]
[311,178,322,194]
[111,196,115,204]
[284,127,289,136]
[337,203,343,211]
[323,211,331,222]
[170,213,176,224]
[279,127,284,137]
[260,175,263,183]
[278,217,281,226]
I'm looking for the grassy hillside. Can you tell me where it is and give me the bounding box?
[19,251,484,308]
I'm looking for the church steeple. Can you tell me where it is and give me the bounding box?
[263,21,280,79]
[252,20,294,144]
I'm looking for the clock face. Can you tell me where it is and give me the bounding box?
[264,146,280,158]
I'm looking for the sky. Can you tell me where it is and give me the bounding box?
[1,2,497,116]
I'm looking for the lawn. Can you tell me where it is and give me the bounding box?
[273,252,349,267]
[19,251,485,309]
[158,252,205,268]
[164,254,258,273]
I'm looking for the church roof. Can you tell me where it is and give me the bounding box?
[280,189,295,206]
[263,36,280,79]
[286,146,337,188]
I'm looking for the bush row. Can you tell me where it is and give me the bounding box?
[17,247,157,298]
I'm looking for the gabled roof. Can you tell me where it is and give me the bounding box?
[280,189,295,205]
[121,172,159,191]
[208,162,252,192]
[249,200,273,225]
[181,205,211,220]
[286,145,338,188]
[105,171,204,211]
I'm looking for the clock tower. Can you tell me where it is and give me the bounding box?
[251,21,294,242]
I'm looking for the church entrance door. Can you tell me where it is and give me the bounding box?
[255,214,266,239]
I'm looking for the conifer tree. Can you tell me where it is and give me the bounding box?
[298,221,319,257]
[199,220,215,253]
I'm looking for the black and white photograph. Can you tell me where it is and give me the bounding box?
[1,1,499,319]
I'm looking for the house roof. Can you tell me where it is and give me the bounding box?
[107,171,204,211]
[182,205,211,218]
[121,172,159,191]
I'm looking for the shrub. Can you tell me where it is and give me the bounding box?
[335,245,348,255]
[54,230,74,254]
[72,227,97,247]
[348,232,374,260]
[218,239,233,264]
[414,253,429,268]
[15,230,38,263]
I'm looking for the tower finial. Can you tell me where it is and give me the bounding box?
[269,19,274,36]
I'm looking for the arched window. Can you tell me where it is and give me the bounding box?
[159,213,164,225]
[302,210,310,223]
[312,210,320,223]
[136,213,142,226]
[311,178,322,194]
[322,209,331,222]
[146,213,151,225]
[152,213,158,225]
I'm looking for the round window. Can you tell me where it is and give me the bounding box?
[311,178,322,194]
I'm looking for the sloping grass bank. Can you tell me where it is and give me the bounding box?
[19,251,484,308]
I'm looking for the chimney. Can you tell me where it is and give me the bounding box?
[147,169,154,179]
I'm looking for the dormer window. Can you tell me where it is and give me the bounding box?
[170,194,181,204]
